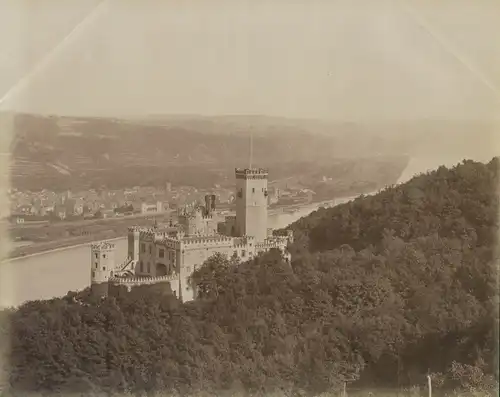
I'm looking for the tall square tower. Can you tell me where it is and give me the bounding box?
[234,168,269,242]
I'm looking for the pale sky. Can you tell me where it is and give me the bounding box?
[0,0,499,121]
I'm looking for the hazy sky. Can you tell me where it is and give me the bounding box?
[0,0,499,121]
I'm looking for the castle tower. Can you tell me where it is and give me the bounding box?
[235,168,269,242]
[90,241,116,297]
[204,194,216,217]
[127,226,140,262]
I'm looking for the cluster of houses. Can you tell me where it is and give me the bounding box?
[8,182,306,225]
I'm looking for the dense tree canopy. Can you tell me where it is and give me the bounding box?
[1,158,498,397]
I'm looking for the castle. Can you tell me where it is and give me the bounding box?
[90,167,293,302]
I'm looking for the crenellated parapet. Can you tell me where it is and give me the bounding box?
[128,226,142,234]
[256,241,285,250]
[110,274,179,286]
[266,235,288,244]
[180,235,233,250]
[232,236,255,248]
[235,167,269,180]
[155,237,182,249]
[273,229,294,241]
[91,241,115,251]
[139,228,179,242]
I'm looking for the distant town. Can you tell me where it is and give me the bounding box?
[6,181,316,226]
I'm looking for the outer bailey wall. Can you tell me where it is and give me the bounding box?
[108,280,174,298]
[90,282,109,298]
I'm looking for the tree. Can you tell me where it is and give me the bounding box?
[3,158,498,396]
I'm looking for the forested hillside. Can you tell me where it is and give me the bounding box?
[1,159,498,397]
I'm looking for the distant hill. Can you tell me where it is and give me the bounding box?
[3,158,498,396]
[2,112,498,191]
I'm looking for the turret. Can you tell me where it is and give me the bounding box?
[127,226,141,262]
[90,241,116,297]
[204,194,216,216]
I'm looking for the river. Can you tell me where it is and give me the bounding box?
[1,153,495,308]
[0,205,335,308]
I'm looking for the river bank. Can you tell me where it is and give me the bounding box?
[2,236,126,264]
[0,205,322,307]
[3,196,343,261]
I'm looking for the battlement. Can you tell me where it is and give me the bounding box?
[182,235,233,247]
[139,229,180,242]
[109,274,179,286]
[266,235,289,243]
[128,226,142,233]
[233,242,252,249]
[155,236,182,249]
[232,236,255,249]
[256,241,286,250]
[139,228,157,236]
[235,167,269,174]
[91,241,116,251]
[273,229,294,238]
[235,167,269,179]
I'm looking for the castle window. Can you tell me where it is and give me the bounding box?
[149,246,152,254]
[252,188,255,193]
[95,253,98,259]
[95,262,98,269]
[141,243,146,253]
[103,266,106,271]
[159,249,165,258]
[242,250,246,257]
[92,271,95,278]
[147,262,151,272]
[103,254,106,259]
[186,266,191,273]
[140,261,144,272]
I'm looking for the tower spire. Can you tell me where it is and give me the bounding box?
[249,129,253,169]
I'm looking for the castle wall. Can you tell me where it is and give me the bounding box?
[108,277,175,299]
[90,281,109,298]
[179,237,231,301]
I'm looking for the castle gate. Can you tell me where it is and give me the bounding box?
[156,263,168,276]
